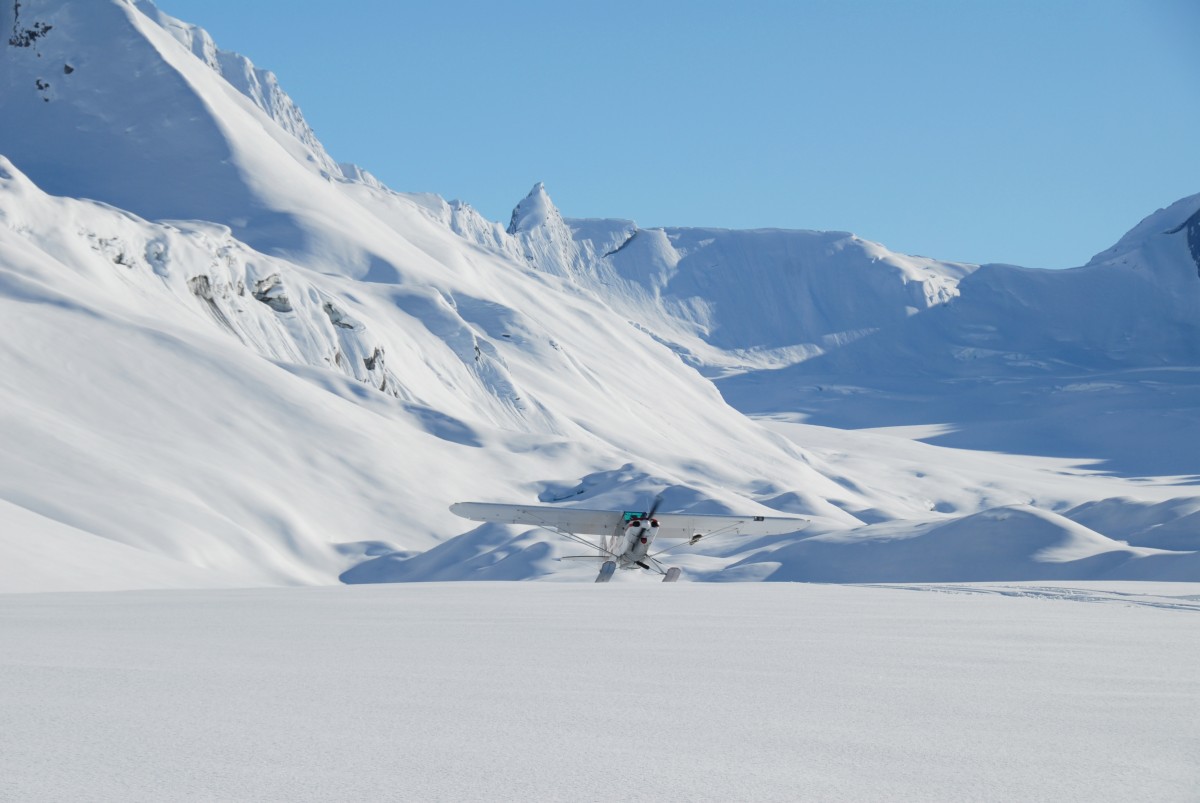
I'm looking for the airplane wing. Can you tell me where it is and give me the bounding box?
[449,503,624,535]
[651,512,809,539]
[449,502,808,539]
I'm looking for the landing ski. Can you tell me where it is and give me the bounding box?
[595,560,617,583]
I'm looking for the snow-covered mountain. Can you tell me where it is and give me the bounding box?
[715,193,1200,480]
[1,0,1197,591]
[497,182,976,376]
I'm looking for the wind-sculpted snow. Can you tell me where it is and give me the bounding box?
[1,0,1198,591]
[1066,497,1200,552]
[725,506,1199,584]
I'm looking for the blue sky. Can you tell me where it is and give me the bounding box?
[157,0,1198,269]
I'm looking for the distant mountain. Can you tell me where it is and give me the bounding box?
[713,190,1200,479]
[794,193,1200,378]
[0,0,1197,591]
[498,181,1200,381]
[497,182,975,376]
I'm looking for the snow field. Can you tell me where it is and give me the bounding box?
[1,582,1198,801]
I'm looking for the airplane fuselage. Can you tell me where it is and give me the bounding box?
[613,519,659,567]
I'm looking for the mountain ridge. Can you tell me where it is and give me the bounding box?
[1,0,1198,590]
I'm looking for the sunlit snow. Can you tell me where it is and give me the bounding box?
[2,1,1199,799]
[3,583,1199,801]
[1,0,1198,590]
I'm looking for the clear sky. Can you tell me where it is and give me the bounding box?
[156,0,1199,269]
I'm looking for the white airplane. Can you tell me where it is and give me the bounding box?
[449,497,809,582]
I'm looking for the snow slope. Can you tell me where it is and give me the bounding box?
[0,150,864,590]
[0,0,1198,590]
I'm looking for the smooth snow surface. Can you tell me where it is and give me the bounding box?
[1,0,1198,590]
[1,583,1198,801]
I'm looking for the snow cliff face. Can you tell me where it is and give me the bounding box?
[1,0,1198,591]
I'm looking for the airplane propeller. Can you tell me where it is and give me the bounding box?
[646,493,664,523]
[627,493,664,530]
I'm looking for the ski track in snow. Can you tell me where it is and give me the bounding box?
[858,582,1200,613]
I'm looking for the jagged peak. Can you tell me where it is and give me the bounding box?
[507,182,564,235]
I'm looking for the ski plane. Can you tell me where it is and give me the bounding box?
[449,498,808,582]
